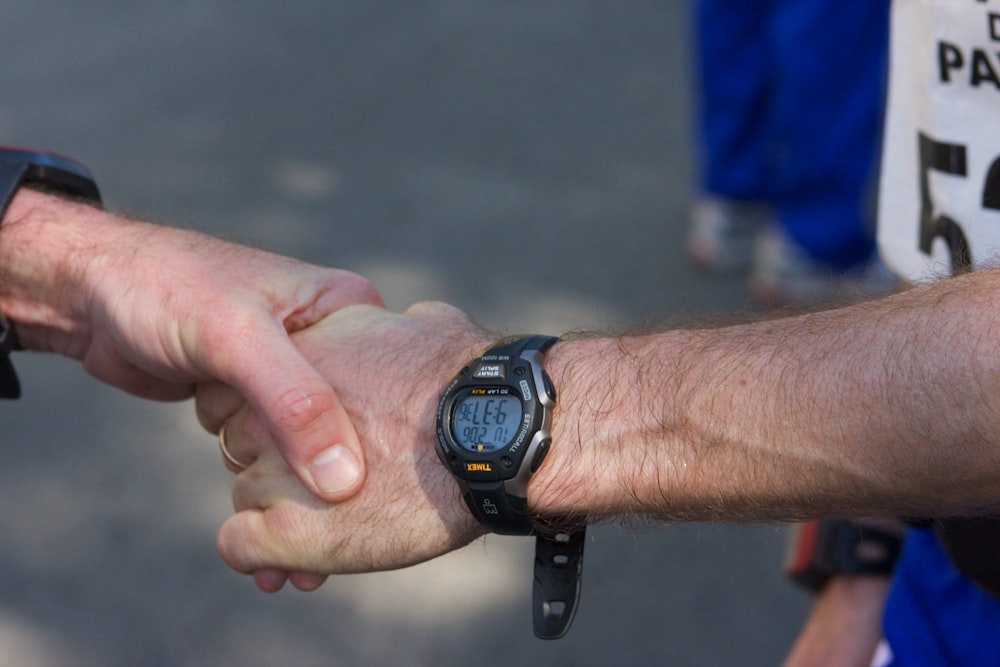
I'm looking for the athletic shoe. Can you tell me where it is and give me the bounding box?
[748,225,899,307]
[687,197,771,272]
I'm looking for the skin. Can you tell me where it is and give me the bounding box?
[200,301,490,591]
[0,188,384,500]
[782,518,903,666]
[782,576,890,667]
[201,268,1000,588]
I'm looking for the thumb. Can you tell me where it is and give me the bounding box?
[221,336,366,502]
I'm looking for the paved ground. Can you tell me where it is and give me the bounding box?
[0,3,810,665]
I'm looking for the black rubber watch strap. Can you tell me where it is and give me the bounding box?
[476,335,586,639]
[0,161,32,399]
[463,481,535,535]
[785,520,902,592]
[495,333,559,359]
[533,529,586,639]
[0,310,19,399]
[0,161,32,217]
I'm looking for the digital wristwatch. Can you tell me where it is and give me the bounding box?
[0,148,102,399]
[436,335,585,640]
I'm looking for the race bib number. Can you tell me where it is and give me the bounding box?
[878,0,1000,283]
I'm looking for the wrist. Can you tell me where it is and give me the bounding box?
[0,188,111,354]
[527,335,642,518]
[526,328,744,521]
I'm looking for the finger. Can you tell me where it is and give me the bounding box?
[227,432,283,511]
[218,419,253,474]
[208,330,366,502]
[288,571,328,591]
[252,568,289,593]
[404,300,468,319]
[217,511,266,573]
[195,380,246,434]
[283,269,385,330]
[218,510,318,574]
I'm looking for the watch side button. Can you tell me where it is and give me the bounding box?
[542,371,556,402]
[530,438,552,473]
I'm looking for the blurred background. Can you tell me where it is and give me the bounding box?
[0,2,811,665]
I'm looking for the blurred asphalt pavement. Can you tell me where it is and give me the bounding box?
[0,3,810,666]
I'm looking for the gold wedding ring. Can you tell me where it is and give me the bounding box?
[218,420,248,471]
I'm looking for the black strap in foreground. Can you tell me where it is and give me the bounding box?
[533,528,586,639]
[463,482,536,535]
[0,161,31,400]
[937,517,1000,598]
[0,310,19,399]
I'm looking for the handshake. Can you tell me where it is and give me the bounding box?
[0,151,595,637]
[6,150,1000,644]
[201,303,533,588]
[206,310,585,639]
[200,304,587,638]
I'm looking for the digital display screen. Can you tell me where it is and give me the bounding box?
[452,393,523,452]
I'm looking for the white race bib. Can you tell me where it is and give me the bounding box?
[878,0,1000,283]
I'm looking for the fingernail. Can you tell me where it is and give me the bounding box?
[310,445,361,495]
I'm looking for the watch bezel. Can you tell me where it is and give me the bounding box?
[436,354,550,488]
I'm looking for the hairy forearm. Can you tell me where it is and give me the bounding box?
[532,271,1000,521]
[0,188,119,355]
[0,188,218,359]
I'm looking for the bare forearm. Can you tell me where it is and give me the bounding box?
[783,576,889,667]
[533,271,1000,521]
[0,188,105,353]
[0,188,179,359]
[2,187,387,502]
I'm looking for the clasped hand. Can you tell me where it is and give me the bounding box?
[197,303,495,591]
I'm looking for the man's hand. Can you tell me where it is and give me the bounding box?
[198,303,494,590]
[0,189,383,500]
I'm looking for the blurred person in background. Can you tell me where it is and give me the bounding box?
[686,0,895,306]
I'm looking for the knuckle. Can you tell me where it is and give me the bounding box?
[269,384,339,438]
[327,270,383,307]
[404,299,451,315]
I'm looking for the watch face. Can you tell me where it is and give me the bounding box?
[451,390,524,452]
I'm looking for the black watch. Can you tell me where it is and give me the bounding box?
[436,335,585,640]
[0,147,102,399]
[784,520,902,592]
